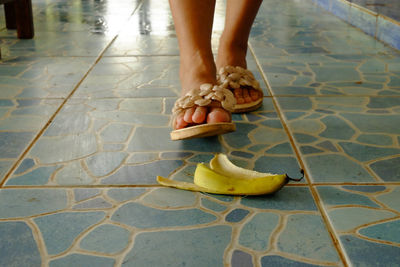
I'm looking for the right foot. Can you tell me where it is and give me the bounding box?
[174,53,232,130]
[216,42,262,107]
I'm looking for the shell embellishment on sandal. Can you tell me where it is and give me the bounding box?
[217,66,264,113]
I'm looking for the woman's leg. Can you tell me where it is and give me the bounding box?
[169,0,230,130]
[216,0,263,105]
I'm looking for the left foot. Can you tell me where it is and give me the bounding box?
[216,42,262,105]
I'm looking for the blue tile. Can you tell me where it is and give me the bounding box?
[13,158,35,175]
[278,214,339,262]
[128,127,223,152]
[80,224,131,254]
[370,157,400,181]
[342,185,386,193]
[122,226,231,266]
[0,132,35,159]
[0,189,68,219]
[111,202,216,228]
[266,142,293,154]
[342,113,400,134]
[301,146,324,154]
[101,160,183,184]
[359,220,400,243]
[339,142,400,162]
[294,133,318,144]
[223,123,258,149]
[317,186,380,208]
[0,160,13,180]
[34,211,106,255]
[72,198,112,210]
[225,209,250,223]
[73,189,101,202]
[340,235,400,266]
[0,221,41,267]
[49,254,115,267]
[201,198,227,212]
[239,213,279,251]
[306,154,374,182]
[107,188,147,202]
[241,187,317,211]
[231,151,254,158]
[261,255,321,267]
[85,152,128,177]
[357,134,393,146]
[6,166,59,185]
[232,250,253,267]
[319,116,356,140]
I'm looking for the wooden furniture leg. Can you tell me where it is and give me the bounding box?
[14,0,34,38]
[4,2,16,29]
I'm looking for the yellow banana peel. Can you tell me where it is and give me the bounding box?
[157,153,304,195]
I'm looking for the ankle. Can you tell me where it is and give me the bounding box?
[179,52,217,95]
[216,37,248,69]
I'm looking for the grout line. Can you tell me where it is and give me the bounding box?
[0,0,145,188]
[2,181,398,190]
[249,42,350,266]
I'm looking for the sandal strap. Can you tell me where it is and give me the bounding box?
[173,83,236,115]
[217,65,262,92]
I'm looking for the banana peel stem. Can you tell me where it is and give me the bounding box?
[286,169,304,182]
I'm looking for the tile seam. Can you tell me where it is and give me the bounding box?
[249,42,350,266]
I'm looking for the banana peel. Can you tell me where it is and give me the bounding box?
[157,153,304,195]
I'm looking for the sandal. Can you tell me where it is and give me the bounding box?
[217,66,264,113]
[170,83,236,140]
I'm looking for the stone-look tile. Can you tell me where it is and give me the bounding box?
[277,96,400,183]
[0,30,115,58]
[0,187,341,266]
[4,96,302,186]
[252,53,400,96]
[0,56,95,98]
[0,221,42,266]
[73,56,180,98]
[317,185,400,266]
[0,98,62,183]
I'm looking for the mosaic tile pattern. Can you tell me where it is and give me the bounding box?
[1,0,399,266]
[316,185,400,266]
[0,187,341,266]
[4,97,302,186]
[276,96,400,183]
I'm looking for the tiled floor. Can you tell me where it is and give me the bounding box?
[350,0,400,21]
[0,0,399,266]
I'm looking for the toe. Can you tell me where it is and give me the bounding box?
[175,113,188,129]
[183,107,195,123]
[234,88,245,104]
[192,106,207,124]
[207,107,230,124]
[250,89,260,101]
[242,88,253,103]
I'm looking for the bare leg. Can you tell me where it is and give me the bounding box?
[169,0,230,130]
[216,0,263,105]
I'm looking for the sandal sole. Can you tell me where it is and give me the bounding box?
[170,122,236,140]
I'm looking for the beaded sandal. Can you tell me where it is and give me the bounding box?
[217,66,264,113]
[170,83,236,140]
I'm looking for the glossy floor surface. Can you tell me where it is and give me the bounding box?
[0,0,400,266]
